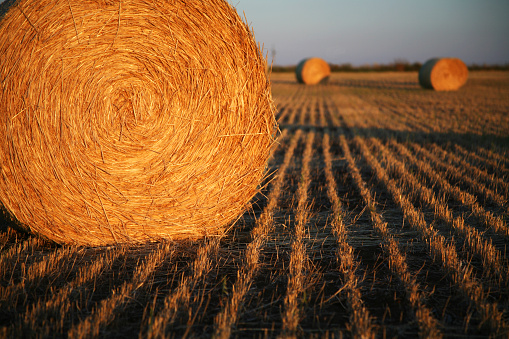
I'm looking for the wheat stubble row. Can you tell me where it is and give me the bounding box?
[1,72,508,338]
[336,132,443,338]
[353,133,508,335]
[369,137,508,285]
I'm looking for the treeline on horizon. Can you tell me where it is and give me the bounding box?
[271,60,509,73]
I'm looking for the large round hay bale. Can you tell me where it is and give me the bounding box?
[295,58,331,85]
[0,0,276,246]
[418,58,468,91]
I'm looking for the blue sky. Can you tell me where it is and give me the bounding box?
[231,0,509,66]
[2,0,507,66]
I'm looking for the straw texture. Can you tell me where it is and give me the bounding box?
[295,58,331,85]
[418,58,468,91]
[0,0,277,246]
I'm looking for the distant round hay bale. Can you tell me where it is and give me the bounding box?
[418,58,468,91]
[0,0,276,246]
[295,58,331,85]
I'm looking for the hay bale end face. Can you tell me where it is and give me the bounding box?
[0,0,277,246]
[419,58,468,91]
[296,58,331,85]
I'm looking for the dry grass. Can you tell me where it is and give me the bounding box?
[0,0,276,246]
[0,71,508,338]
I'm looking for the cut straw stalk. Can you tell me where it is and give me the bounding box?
[0,0,277,246]
[145,238,219,338]
[322,132,376,339]
[406,142,509,237]
[419,58,468,91]
[214,130,302,339]
[13,248,125,337]
[372,138,508,285]
[67,242,173,339]
[0,237,45,282]
[354,135,509,335]
[0,245,79,305]
[340,135,441,338]
[280,131,314,338]
[428,143,508,209]
[453,144,509,189]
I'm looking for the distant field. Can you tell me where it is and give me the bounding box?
[1,71,508,338]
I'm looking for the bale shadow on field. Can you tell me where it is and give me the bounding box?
[0,208,30,239]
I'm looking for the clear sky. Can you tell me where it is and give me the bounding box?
[231,0,509,66]
[2,0,507,66]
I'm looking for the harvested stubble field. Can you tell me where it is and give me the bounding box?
[1,71,508,338]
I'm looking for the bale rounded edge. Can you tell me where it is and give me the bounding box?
[0,0,277,246]
[419,58,468,91]
[295,58,331,85]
